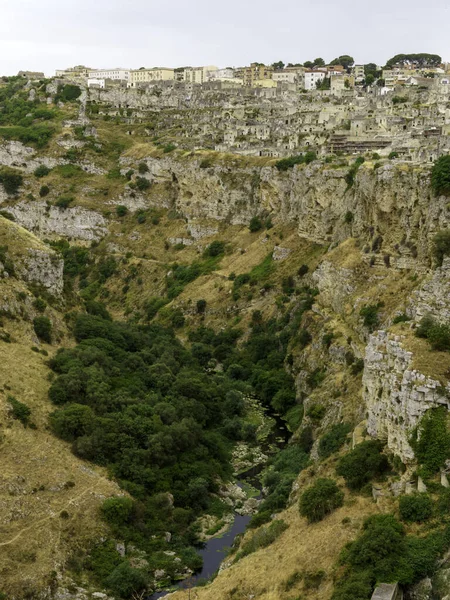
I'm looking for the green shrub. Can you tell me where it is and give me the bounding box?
[0,210,15,221]
[50,403,95,440]
[299,478,344,522]
[0,167,23,195]
[55,195,74,209]
[59,84,82,102]
[237,519,288,559]
[116,205,128,217]
[138,162,149,174]
[163,143,176,153]
[275,151,317,171]
[433,230,450,266]
[336,440,388,489]
[8,395,31,427]
[34,165,51,178]
[39,185,50,197]
[360,304,380,331]
[410,407,450,475]
[105,562,147,598]
[196,299,207,314]
[249,216,263,232]
[431,155,450,197]
[399,493,433,522]
[135,176,150,191]
[306,404,325,421]
[33,298,47,312]
[204,241,225,257]
[344,211,354,224]
[33,316,52,343]
[388,151,399,159]
[101,497,134,526]
[318,423,352,459]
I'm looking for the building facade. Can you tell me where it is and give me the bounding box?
[183,66,218,84]
[304,71,326,90]
[88,69,130,81]
[128,68,175,87]
[235,63,274,87]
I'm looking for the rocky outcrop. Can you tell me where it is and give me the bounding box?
[9,201,107,241]
[408,258,450,324]
[364,331,449,462]
[119,156,445,267]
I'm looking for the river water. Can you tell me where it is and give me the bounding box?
[149,409,290,599]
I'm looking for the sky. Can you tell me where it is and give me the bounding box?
[1,0,449,76]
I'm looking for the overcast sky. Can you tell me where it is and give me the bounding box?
[1,0,449,76]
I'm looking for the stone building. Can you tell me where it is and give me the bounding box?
[128,68,175,87]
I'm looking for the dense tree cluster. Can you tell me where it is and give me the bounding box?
[385,53,442,68]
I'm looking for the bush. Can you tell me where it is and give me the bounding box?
[8,395,31,427]
[306,404,325,421]
[388,151,399,159]
[360,304,380,331]
[298,264,309,277]
[116,205,128,217]
[138,162,149,174]
[33,316,52,343]
[33,297,47,313]
[135,177,150,191]
[344,211,354,224]
[275,152,316,171]
[39,185,50,197]
[237,519,288,559]
[410,407,450,475]
[101,497,134,526]
[318,423,352,459]
[433,230,450,266]
[59,84,82,102]
[204,240,225,257]
[249,216,263,232]
[55,195,74,209]
[299,478,344,522]
[196,299,207,314]
[399,494,433,522]
[105,562,147,598]
[34,165,50,178]
[431,155,450,197]
[50,403,95,441]
[336,440,388,489]
[0,167,23,195]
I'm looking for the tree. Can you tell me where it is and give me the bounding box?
[271,61,285,70]
[59,84,82,102]
[50,404,94,441]
[336,440,388,489]
[101,497,134,526]
[432,230,450,266]
[330,55,354,70]
[385,53,441,68]
[299,478,344,522]
[399,494,433,522]
[196,299,207,314]
[303,61,314,69]
[313,58,325,67]
[105,562,147,598]
[0,167,23,195]
[431,155,450,197]
[365,74,375,86]
[249,216,263,232]
[33,316,52,343]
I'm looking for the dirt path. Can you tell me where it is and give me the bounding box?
[0,483,98,547]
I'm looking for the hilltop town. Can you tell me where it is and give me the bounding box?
[17,53,450,164]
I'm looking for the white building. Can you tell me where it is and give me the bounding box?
[87,78,105,89]
[183,66,218,84]
[304,71,326,90]
[208,68,235,80]
[88,69,130,81]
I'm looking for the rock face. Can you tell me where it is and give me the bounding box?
[364,331,449,462]
[9,201,108,241]
[0,217,64,296]
[23,248,64,295]
[121,157,446,268]
[408,257,450,324]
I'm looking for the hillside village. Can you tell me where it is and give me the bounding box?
[18,54,450,164]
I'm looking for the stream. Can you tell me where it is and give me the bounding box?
[149,409,290,599]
